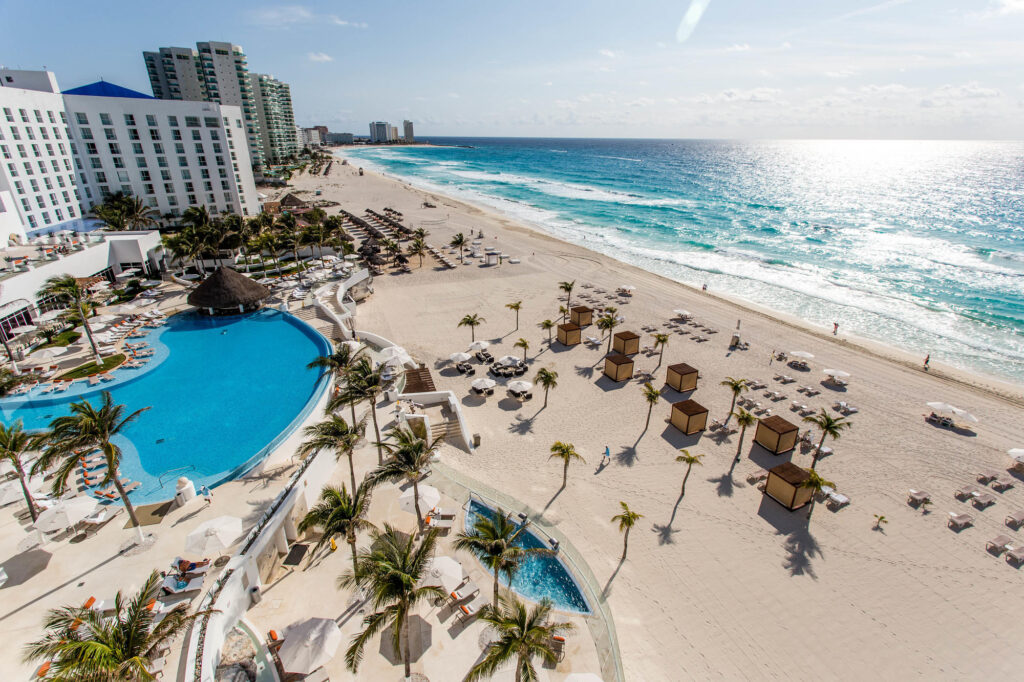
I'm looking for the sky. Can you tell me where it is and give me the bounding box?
[2,0,1023,139]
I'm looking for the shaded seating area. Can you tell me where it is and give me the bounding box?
[187,266,271,316]
[570,306,593,327]
[612,331,640,355]
[665,362,699,392]
[557,323,581,347]
[763,462,813,511]
[603,353,634,382]
[754,415,800,455]
[669,399,709,435]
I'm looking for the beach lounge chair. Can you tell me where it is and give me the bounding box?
[977,469,1001,484]
[449,580,479,604]
[457,593,488,622]
[161,574,204,595]
[955,485,979,500]
[948,512,974,529]
[991,477,1016,492]
[746,468,769,484]
[1006,510,1024,529]
[1007,546,1024,566]
[822,486,849,509]
[907,489,930,506]
[171,557,212,576]
[972,492,997,509]
[987,535,1013,554]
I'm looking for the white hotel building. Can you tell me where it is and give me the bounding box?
[0,69,259,341]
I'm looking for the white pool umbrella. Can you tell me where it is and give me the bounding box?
[185,515,243,556]
[142,280,163,287]
[823,369,850,378]
[790,351,814,360]
[508,380,533,393]
[672,309,692,318]
[380,346,411,365]
[35,310,64,323]
[94,314,117,323]
[35,497,100,533]
[0,480,33,506]
[449,352,472,363]
[277,618,342,674]
[344,254,360,261]
[468,340,489,351]
[1009,448,1024,464]
[619,285,636,292]
[493,355,517,366]
[399,485,440,515]
[31,347,68,361]
[471,377,496,391]
[425,556,465,593]
[9,325,37,336]
[926,402,979,423]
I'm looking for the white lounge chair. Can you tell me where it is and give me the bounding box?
[161,575,204,595]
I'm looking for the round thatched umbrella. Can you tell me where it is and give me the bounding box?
[187,266,272,316]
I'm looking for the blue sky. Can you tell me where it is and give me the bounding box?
[2,0,1023,138]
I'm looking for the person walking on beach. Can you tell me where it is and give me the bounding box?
[833,321,839,335]
[603,446,611,466]
[924,354,930,371]
[200,485,212,505]
[702,283,707,292]
[769,350,774,365]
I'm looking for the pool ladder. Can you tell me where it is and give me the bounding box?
[157,465,197,488]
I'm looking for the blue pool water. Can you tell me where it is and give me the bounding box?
[343,138,1024,383]
[465,500,590,614]
[0,310,330,504]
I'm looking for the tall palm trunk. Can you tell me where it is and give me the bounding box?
[15,459,37,521]
[645,403,654,429]
[347,534,358,576]
[112,469,143,542]
[345,452,356,493]
[728,393,739,419]
[401,607,412,678]
[78,301,102,364]
[681,465,693,497]
[735,426,748,462]
[369,400,382,464]
[412,478,424,530]
[621,527,631,560]
[492,567,501,611]
[812,432,829,470]
[543,387,549,408]
[562,461,569,489]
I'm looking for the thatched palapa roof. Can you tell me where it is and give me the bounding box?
[187,267,271,310]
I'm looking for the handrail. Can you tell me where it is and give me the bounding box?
[157,465,196,488]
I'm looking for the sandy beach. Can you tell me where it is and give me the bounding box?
[272,156,1024,678]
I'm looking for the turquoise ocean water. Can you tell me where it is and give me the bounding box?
[341,138,1024,384]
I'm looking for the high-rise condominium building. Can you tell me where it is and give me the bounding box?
[251,74,298,163]
[144,41,296,170]
[403,120,415,142]
[369,121,391,143]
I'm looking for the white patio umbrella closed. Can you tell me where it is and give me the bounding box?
[184,515,243,556]
[399,485,440,515]
[277,618,342,674]
[35,497,100,533]
[380,345,412,366]
[425,556,465,593]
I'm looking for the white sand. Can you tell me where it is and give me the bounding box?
[280,158,1024,678]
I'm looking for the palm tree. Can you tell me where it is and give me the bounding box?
[23,571,211,681]
[467,595,575,682]
[720,377,749,419]
[653,333,670,366]
[0,365,28,390]
[873,513,888,530]
[611,501,642,561]
[458,313,485,342]
[539,319,555,344]
[558,280,575,308]
[37,275,102,364]
[675,449,704,497]
[598,314,619,353]
[506,300,523,330]
[641,382,660,430]
[367,427,442,530]
[413,227,428,240]
[513,337,529,361]
[338,524,443,678]
[534,368,558,407]
[450,232,467,263]
[309,342,364,427]
[297,415,363,492]
[34,391,149,535]
[801,470,835,522]
[454,508,545,611]
[0,420,40,521]
[731,407,757,463]
[297,483,375,574]
[802,409,852,469]
[558,305,569,323]
[119,195,159,230]
[406,238,428,267]
[548,441,585,489]
[337,358,385,464]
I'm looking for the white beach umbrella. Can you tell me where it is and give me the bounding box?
[380,345,412,365]
[35,310,64,323]
[9,324,37,336]
[399,485,441,515]
[822,369,850,378]
[1009,448,1024,464]
[496,355,520,366]
[342,340,363,354]
[790,351,814,360]
[618,285,636,292]
[344,254,360,261]
[31,347,68,361]
[142,280,163,287]
[468,340,490,351]
[508,380,533,393]
[185,515,243,556]
[425,556,465,593]
[94,314,117,324]
[450,352,472,363]
[926,402,979,423]
[277,618,342,674]
[672,309,692,318]
[0,479,35,506]
[471,377,496,391]
[35,497,100,533]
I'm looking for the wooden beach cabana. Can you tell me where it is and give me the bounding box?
[557,323,581,347]
[187,266,271,316]
[603,353,634,382]
[754,415,799,455]
[570,306,593,327]
[665,363,699,392]
[670,400,708,435]
[763,462,813,510]
[612,331,640,355]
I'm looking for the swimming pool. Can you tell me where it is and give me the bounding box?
[465,499,590,614]
[0,309,330,504]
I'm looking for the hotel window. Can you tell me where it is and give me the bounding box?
[194,143,203,154]
[184,181,194,192]
[23,162,32,174]
[43,177,52,189]
[36,196,45,208]
[68,206,75,217]
[108,143,121,155]
[75,112,88,125]
[120,184,130,194]
[167,195,178,206]
[198,156,207,167]
[117,171,129,183]
[132,143,143,154]
[10,127,21,140]
[57,176,65,187]
[6,162,17,177]
[59,112,66,124]
[128,129,140,141]
[19,109,28,122]
[215,156,224,166]
[209,130,219,141]
[75,157,82,170]
[99,185,110,197]
[30,179,39,192]
[21,198,30,211]
[218,168,227,178]
[62,190,70,202]
[25,128,35,140]
[13,180,23,194]
[172,129,182,141]
[167,115,178,127]
[1,145,8,159]
[80,127,93,139]
[55,208,63,220]
[34,110,43,122]
[153,143,164,155]
[99,113,112,125]
[177,156,187,167]
[3,108,12,122]
[181,169,191,180]
[191,130,201,141]
[185,116,200,127]
[160,169,170,180]
[45,143,53,156]
[49,192,57,204]
[212,143,222,153]
[95,172,107,183]
[27,215,37,228]
[52,126,61,139]
[104,128,116,140]
[144,183,154,195]
[146,115,157,127]
[140,170,151,181]
[123,114,136,126]
[58,143,66,154]
[157,156,168,168]
[91,158,102,169]
[62,159,70,171]
[188,194,197,204]
[200,168,210,179]
[136,157,147,168]
[203,181,212,191]
[164,183,174,193]
[40,127,49,139]
[41,211,51,224]
[47,111,55,123]
[146,198,157,208]
[175,143,184,154]
[235,119,242,128]
[149,128,161,140]
[85,142,97,154]
[31,144,40,157]
[113,157,125,169]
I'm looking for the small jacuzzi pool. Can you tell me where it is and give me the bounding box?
[465,499,590,613]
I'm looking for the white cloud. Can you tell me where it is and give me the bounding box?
[598,49,619,59]
[330,16,369,28]
[780,41,792,50]
[825,69,855,79]
[987,0,1024,15]
[694,87,782,104]
[725,43,751,52]
[543,81,553,87]
[933,82,1002,99]
[250,5,314,26]
[448,93,461,99]
[307,52,333,62]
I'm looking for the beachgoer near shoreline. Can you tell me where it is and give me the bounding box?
[924,354,930,371]
[833,321,839,335]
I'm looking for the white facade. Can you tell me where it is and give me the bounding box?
[0,70,86,239]
[369,121,391,143]
[63,93,259,218]
[297,127,322,147]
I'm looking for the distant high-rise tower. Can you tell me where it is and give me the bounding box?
[369,121,390,143]
[403,120,414,142]
[143,41,296,171]
[250,74,298,163]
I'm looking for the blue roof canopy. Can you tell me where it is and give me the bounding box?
[62,81,154,99]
